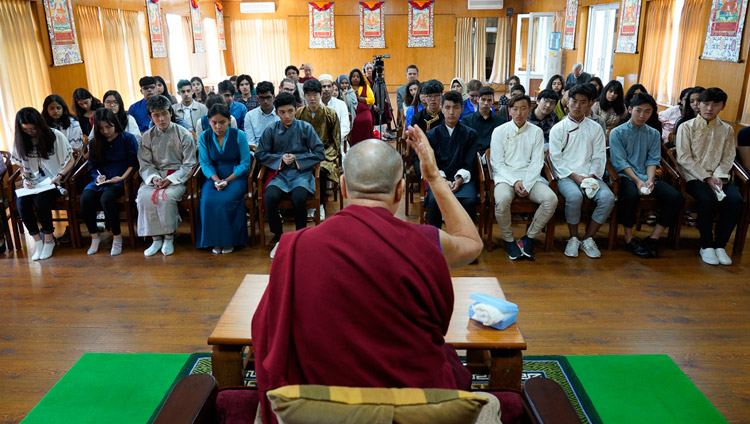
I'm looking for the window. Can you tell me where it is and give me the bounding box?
[514,13,554,93]
[485,18,498,81]
[166,14,193,94]
[584,3,619,83]
[203,18,226,83]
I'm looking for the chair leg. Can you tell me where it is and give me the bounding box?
[607,210,617,251]
[733,208,748,255]
[258,204,266,247]
[126,204,136,249]
[545,217,555,252]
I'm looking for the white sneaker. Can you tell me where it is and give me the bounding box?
[307,208,315,218]
[581,237,601,258]
[144,239,163,257]
[161,239,175,256]
[39,240,55,260]
[564,237,580,258]
[699,248,719,265]
[31,240,44,261]
[222,247,234,254]
[270,242,279,259]
[715,248,732,265]
[320,205,325,221]
[212,247,221,254]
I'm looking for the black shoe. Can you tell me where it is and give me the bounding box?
[640,237,659,258]
[626,238,654,258]
[269,233,282,244]
[505,241,523,260]
[58,227,71,244]
[469,258,479,265]
[519,236,535,260]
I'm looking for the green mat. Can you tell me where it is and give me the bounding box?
[21,353,189,424]
[568,354,728,424]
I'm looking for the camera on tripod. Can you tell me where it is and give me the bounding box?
[372,54,389,80]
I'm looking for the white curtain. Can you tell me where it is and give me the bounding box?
[203,18,227,82]
[454,18,474,82]
[231,19,290,88]
[488,17,511,84]
[166,14,193,91]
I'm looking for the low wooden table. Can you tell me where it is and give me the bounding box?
[208,274,526,389]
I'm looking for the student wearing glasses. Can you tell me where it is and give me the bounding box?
[129,76,158,132]
[243,81,280,147]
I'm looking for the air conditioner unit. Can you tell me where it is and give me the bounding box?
[239,2,276,14]
[467,0,503,10]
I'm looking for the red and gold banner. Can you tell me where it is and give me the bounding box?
[146,0,167,57]
[189,0,204,53]
[42,0,83,65]
[615,0,641,53]
[562,0,577,50]
[359,1,385,48]
[216,2,226,50]
[309,2,336,48]
[407,0,434,47]
[702,0,749,61]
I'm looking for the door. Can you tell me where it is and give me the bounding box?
[514,13,554,96]
[584,3,619,82]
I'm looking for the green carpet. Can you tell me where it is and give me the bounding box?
[21,353,190,424]
[567,354,728,424]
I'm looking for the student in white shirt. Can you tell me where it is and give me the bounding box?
[549,84,615,258]
[490,95,558,260]
[318,74,351,142]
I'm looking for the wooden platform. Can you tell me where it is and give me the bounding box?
[1,206,749,423]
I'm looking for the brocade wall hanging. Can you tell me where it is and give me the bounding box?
[701,0,748,62]
[189,0,205,53]
[407,1,434,48]
[216,2,226,50]
[359,2,385,49]
[43,0,83,66]
[146,0,167,58]
[562,0,577,50]
[309,2,336,49]
[615,0,641,53]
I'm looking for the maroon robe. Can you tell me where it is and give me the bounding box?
[252,205,462,423]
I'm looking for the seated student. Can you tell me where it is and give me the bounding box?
[11,107,75,261]
[244,81,279,147]
[674,86,705,136]
[450,77,469,103]
[460,79,485,120]
[491,95,558,260]
[609,93,684,258]
[255,93,325,258]
[549,84,615,258]
[279,77,303,107]
[589,77,603,99]
[496,85,526,124]
[402,80,420,114]
[319,74,351,142]
[284,65,305,105]
[527,89,560,150]
[420,91,479,228]
[405,82,426,128]
[676,87,743,266]
[582,83,607,133]
[172,79,208,133]
[191,76,208,104]
[296,79,341,221]
[97,90,141,142]
[235,74,259,112]
[72,88,104,136]
[42,95,83,150]
[336,74,358,121]
[462,86,504,156]
[554,86,570,120]
[217,80,247,131]
[624,84,647,110]
[591,80,627,131]
[660,87,691,143]
[81,108,139,256]
[498,75,521,108]
[545,74,565,96]
[197,105,252,254]
[154,76,177,104]
[348,68,374,146]
[129,76,158,133]
[412,79,445,133]
[252,132,482,423]
[136,95,197,257]
[196,94,237,134]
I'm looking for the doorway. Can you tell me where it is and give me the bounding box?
[584,3,619,82]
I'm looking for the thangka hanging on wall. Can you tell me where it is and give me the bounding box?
[562,0,577,50]
[309,2,336,49]
[216,2,226,50]
[701,0,748,62]
[190,0,205,53]
[42,0,83,66]
[146,0,167,58]
[407,1,434,47]
[615,0,641,53]
[359,2,385,49]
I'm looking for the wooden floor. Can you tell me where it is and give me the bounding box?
[1,202,749,424]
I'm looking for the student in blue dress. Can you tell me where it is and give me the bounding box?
[81,108,139,256]
[197,104,252,254]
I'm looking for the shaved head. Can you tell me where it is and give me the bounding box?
[343,139,403,198]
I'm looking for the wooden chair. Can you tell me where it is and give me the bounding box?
[256,163,321,247]
[403,147,421,217]
[665,147,749,254]
[7,148,88,249]
[484,148,556,252]
[544,155,620,250]
[68,160,140,249]
[0,152,15,251]
[245,145,260,244]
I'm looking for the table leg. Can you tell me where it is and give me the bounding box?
[488,349,523,390]
[211,344,244,387]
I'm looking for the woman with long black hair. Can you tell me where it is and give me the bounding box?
[72,88,104,135]
[592,80,627,131]
[42,94,83,150]
[348,68,374,146]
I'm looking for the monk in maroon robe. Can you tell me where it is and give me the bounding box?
[252,128,483,423]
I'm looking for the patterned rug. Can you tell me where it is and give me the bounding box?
[183,353,601,424]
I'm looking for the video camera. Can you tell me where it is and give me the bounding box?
[372,54,390,80]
